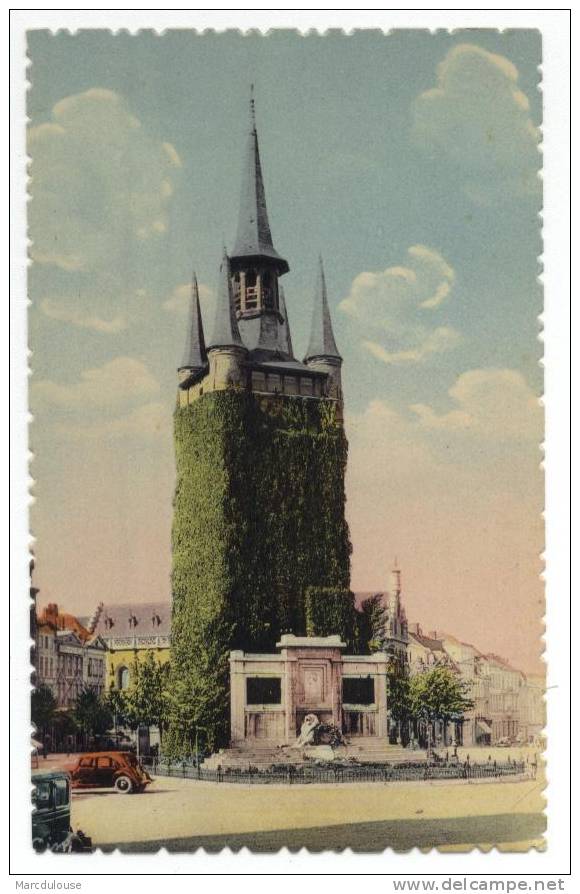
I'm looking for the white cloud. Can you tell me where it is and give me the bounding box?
[55,401,170,441]
[345,368,542,515]
[31,357,160,412]
[28,88,182,271]
[412,43,541,203]
[410,368,542,442]
[40,298,127,333]
[339,245,459,364]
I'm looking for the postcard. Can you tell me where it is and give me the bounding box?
[16,18,564,864]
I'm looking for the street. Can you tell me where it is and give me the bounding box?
[68,758,545,853]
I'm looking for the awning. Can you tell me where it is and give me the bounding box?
[476,719,492,734]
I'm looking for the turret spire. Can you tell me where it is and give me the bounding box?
[304,256,341,362]
[208,250,244,350]
[231,88,289,273]
[179,272,207,372]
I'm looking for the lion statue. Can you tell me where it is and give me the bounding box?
[291,713,320,748]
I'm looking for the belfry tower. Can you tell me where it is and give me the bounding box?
[169,94,351,750]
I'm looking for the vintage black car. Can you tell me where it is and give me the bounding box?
[32,770,71,851]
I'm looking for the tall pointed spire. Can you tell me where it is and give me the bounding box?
[179,272,207,372]
[208,250,244,350]
[304,256,341,362]
[277,286,294,359]
[231,87,289,273]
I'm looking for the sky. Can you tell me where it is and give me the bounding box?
[27,29,544,673]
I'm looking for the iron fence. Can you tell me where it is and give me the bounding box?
[141,756,532,785]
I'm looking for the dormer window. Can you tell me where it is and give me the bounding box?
[104,616,114,630]
[151,614,162,628]
[128,614,138,629]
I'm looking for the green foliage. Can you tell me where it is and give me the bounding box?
[105,687,128,727]
[356,594,387,653]
[305,587,357,649]
[168,391,352,752]
[409,666,474,724]
[31,685,57,737]
[387,660,412,724]
[72,688,113,743]
[123,654,170,738]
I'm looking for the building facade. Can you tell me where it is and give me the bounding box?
[90,601,171,691]
[35,603,107,708]
[356,562,409,663]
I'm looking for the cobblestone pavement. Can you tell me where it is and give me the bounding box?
[70,765,545,853]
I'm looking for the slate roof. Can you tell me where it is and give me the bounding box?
[304,256,341,362]
[277,286,294,359]
[230,94,289,273]
[179,274,207,371]
[91,601,172,639]
[207,251,245,351]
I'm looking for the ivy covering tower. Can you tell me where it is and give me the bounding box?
[168,94,352,753]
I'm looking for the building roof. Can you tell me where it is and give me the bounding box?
[408,630,446,653]
[91,601,172,639]
[179,273,207,372]
[37,603,92,642]
[230,92,289,273]
[304,256,341,362]
[484,652,523,673]
[207,251,245,351]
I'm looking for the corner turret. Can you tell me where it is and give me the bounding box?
[304,256,343,402]
[178,272,208,385]
[206,250,248,391]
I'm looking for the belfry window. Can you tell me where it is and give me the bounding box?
[262,270,276,309]
[245,268,259,311]
[233,272,241,313]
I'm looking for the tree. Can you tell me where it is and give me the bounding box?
[165,620,232,758]
[387,659,412,743]
[104,687,128,742]
[73,687,113,747]
[409,667,474,750]
[123,653,170,746]
[356,594,387,654]
[31,685,57,741]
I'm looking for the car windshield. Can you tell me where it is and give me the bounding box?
[123,754,138,767]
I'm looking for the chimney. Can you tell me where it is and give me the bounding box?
[45,603,58,621]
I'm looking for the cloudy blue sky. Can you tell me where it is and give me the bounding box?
[28,29,544,671]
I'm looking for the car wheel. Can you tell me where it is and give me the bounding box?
[114,775,134,794]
